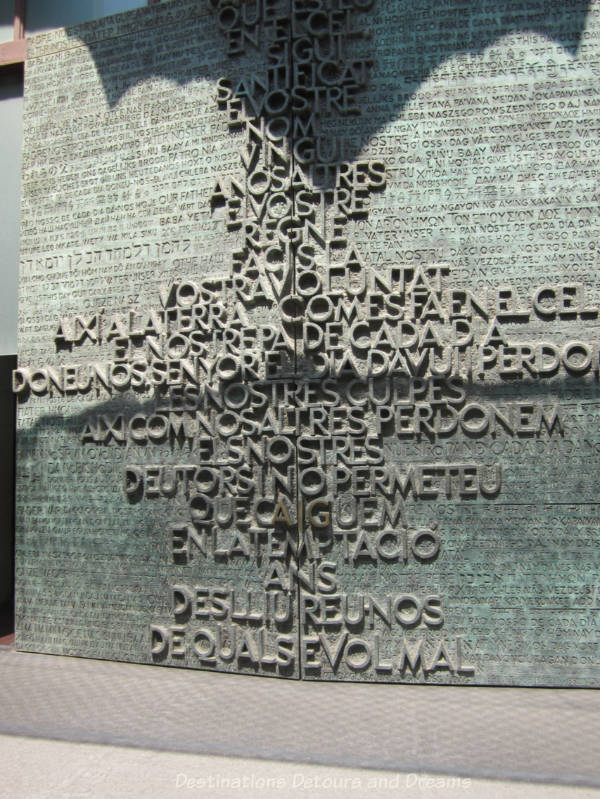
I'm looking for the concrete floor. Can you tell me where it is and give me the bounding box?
[1,647,599,797]
[2,736,599,799]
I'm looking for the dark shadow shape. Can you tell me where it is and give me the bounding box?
[0,355,16,627]
[61,0,593,169]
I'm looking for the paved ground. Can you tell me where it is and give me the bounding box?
[1,647,599,797]
[2,735,600,799]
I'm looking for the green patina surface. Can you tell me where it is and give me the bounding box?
[14,0,600,684]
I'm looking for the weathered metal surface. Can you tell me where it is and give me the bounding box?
[14,0,600,684]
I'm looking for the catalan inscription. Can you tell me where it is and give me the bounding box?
[14,0,600,684]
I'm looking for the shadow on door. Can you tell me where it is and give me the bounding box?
[0,355,15,644]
